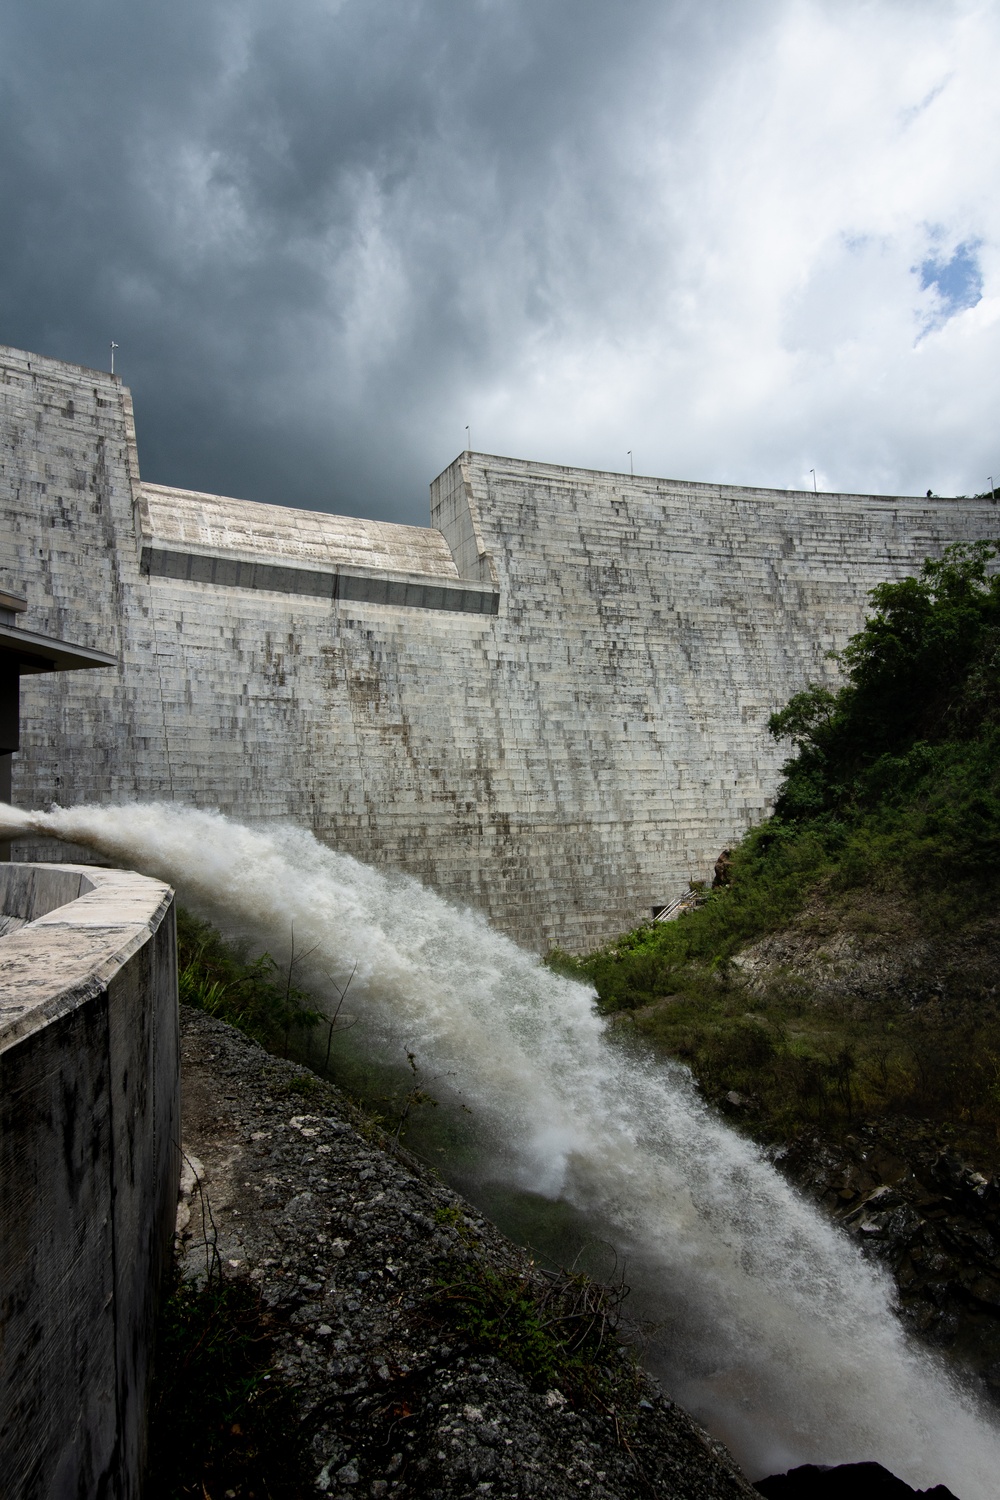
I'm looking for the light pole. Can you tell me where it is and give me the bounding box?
[809,469,817,493]
[110,342,118,376]
[627,450,633,477]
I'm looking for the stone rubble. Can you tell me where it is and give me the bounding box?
[175,1005,758,1500]
[776,1124,1000,1391]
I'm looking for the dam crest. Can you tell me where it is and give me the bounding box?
[2,343,995,949]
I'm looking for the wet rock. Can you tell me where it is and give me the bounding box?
[754,1459,959,1498]
[775,1123,1000,1391]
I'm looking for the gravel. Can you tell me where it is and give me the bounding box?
[175,1005,758,1500]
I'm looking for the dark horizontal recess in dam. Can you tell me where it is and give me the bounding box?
[141,546,500,616]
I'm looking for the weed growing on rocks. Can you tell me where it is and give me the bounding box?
[177,907,322,1055]
[146,1269,310,1499]
[429,1260,632,1406]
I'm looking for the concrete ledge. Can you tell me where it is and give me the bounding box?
[0,863,180,1500]
[140,544,501,615]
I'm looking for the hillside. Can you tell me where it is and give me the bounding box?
[557,541,1000,1383]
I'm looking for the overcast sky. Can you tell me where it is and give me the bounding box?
[2,0,998,523]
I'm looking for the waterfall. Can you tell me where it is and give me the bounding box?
[3,799,995,1496]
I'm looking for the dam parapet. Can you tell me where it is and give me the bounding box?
[0,861,179,1499]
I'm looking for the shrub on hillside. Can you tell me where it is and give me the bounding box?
[559,541,1000,1150]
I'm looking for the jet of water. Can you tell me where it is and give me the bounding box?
[2,800,995,1495]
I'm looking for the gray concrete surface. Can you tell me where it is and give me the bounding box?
[2,343,997,949]
[0,862,179,1500]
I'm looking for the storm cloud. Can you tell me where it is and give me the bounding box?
[2,0,998,521]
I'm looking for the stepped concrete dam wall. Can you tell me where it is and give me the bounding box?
[2,342,997,951]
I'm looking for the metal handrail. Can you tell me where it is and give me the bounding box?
[652,888,705,923]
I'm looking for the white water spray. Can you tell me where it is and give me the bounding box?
[4,800,997,1495]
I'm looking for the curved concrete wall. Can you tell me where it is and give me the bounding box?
[0,863,178,1500]
[3,343,998,950]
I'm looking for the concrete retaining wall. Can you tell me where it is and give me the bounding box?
[2,343,998,950]
[0,863,179,1500]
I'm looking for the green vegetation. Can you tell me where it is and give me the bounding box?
[146,1271,309,1500]
[769,538,1000,889]
[177,907,321,1054]
[560,542,1000,1155]
[177,903,481,1172]
[429,1206,631,1405]
[430,1259,631,1404]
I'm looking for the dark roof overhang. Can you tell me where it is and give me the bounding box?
[0,622,117,675]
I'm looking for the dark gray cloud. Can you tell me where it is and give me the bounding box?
[2,0,998,521]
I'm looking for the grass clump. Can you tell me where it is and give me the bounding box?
[433,1203,468,1230]
[177,906,321,1055]
[430,1260,630,1403]
[146,1271,309,1500]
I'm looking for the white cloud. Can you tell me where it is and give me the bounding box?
[3,0,999,512]
[462,1,1000,496]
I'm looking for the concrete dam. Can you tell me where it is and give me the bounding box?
[2,342,996,951]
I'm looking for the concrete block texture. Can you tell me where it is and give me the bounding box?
[1,342,998,950]
[0,862,179,1500]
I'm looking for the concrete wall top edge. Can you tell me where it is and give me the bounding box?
[0,340,990,515]
[142,484,462,578]
[0,863,95,924]
[0,864,174,1053]
[0,341,122,391]
[445,451,996,509]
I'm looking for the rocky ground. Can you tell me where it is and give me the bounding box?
[171,1005,758,1500]
[730,894,1000,1013]
[773,1123,1000,1393]
[720,895,1000,1392]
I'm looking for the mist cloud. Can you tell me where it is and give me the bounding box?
[1,0,997,521]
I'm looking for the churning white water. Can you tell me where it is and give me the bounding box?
[4,799,997,1495]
